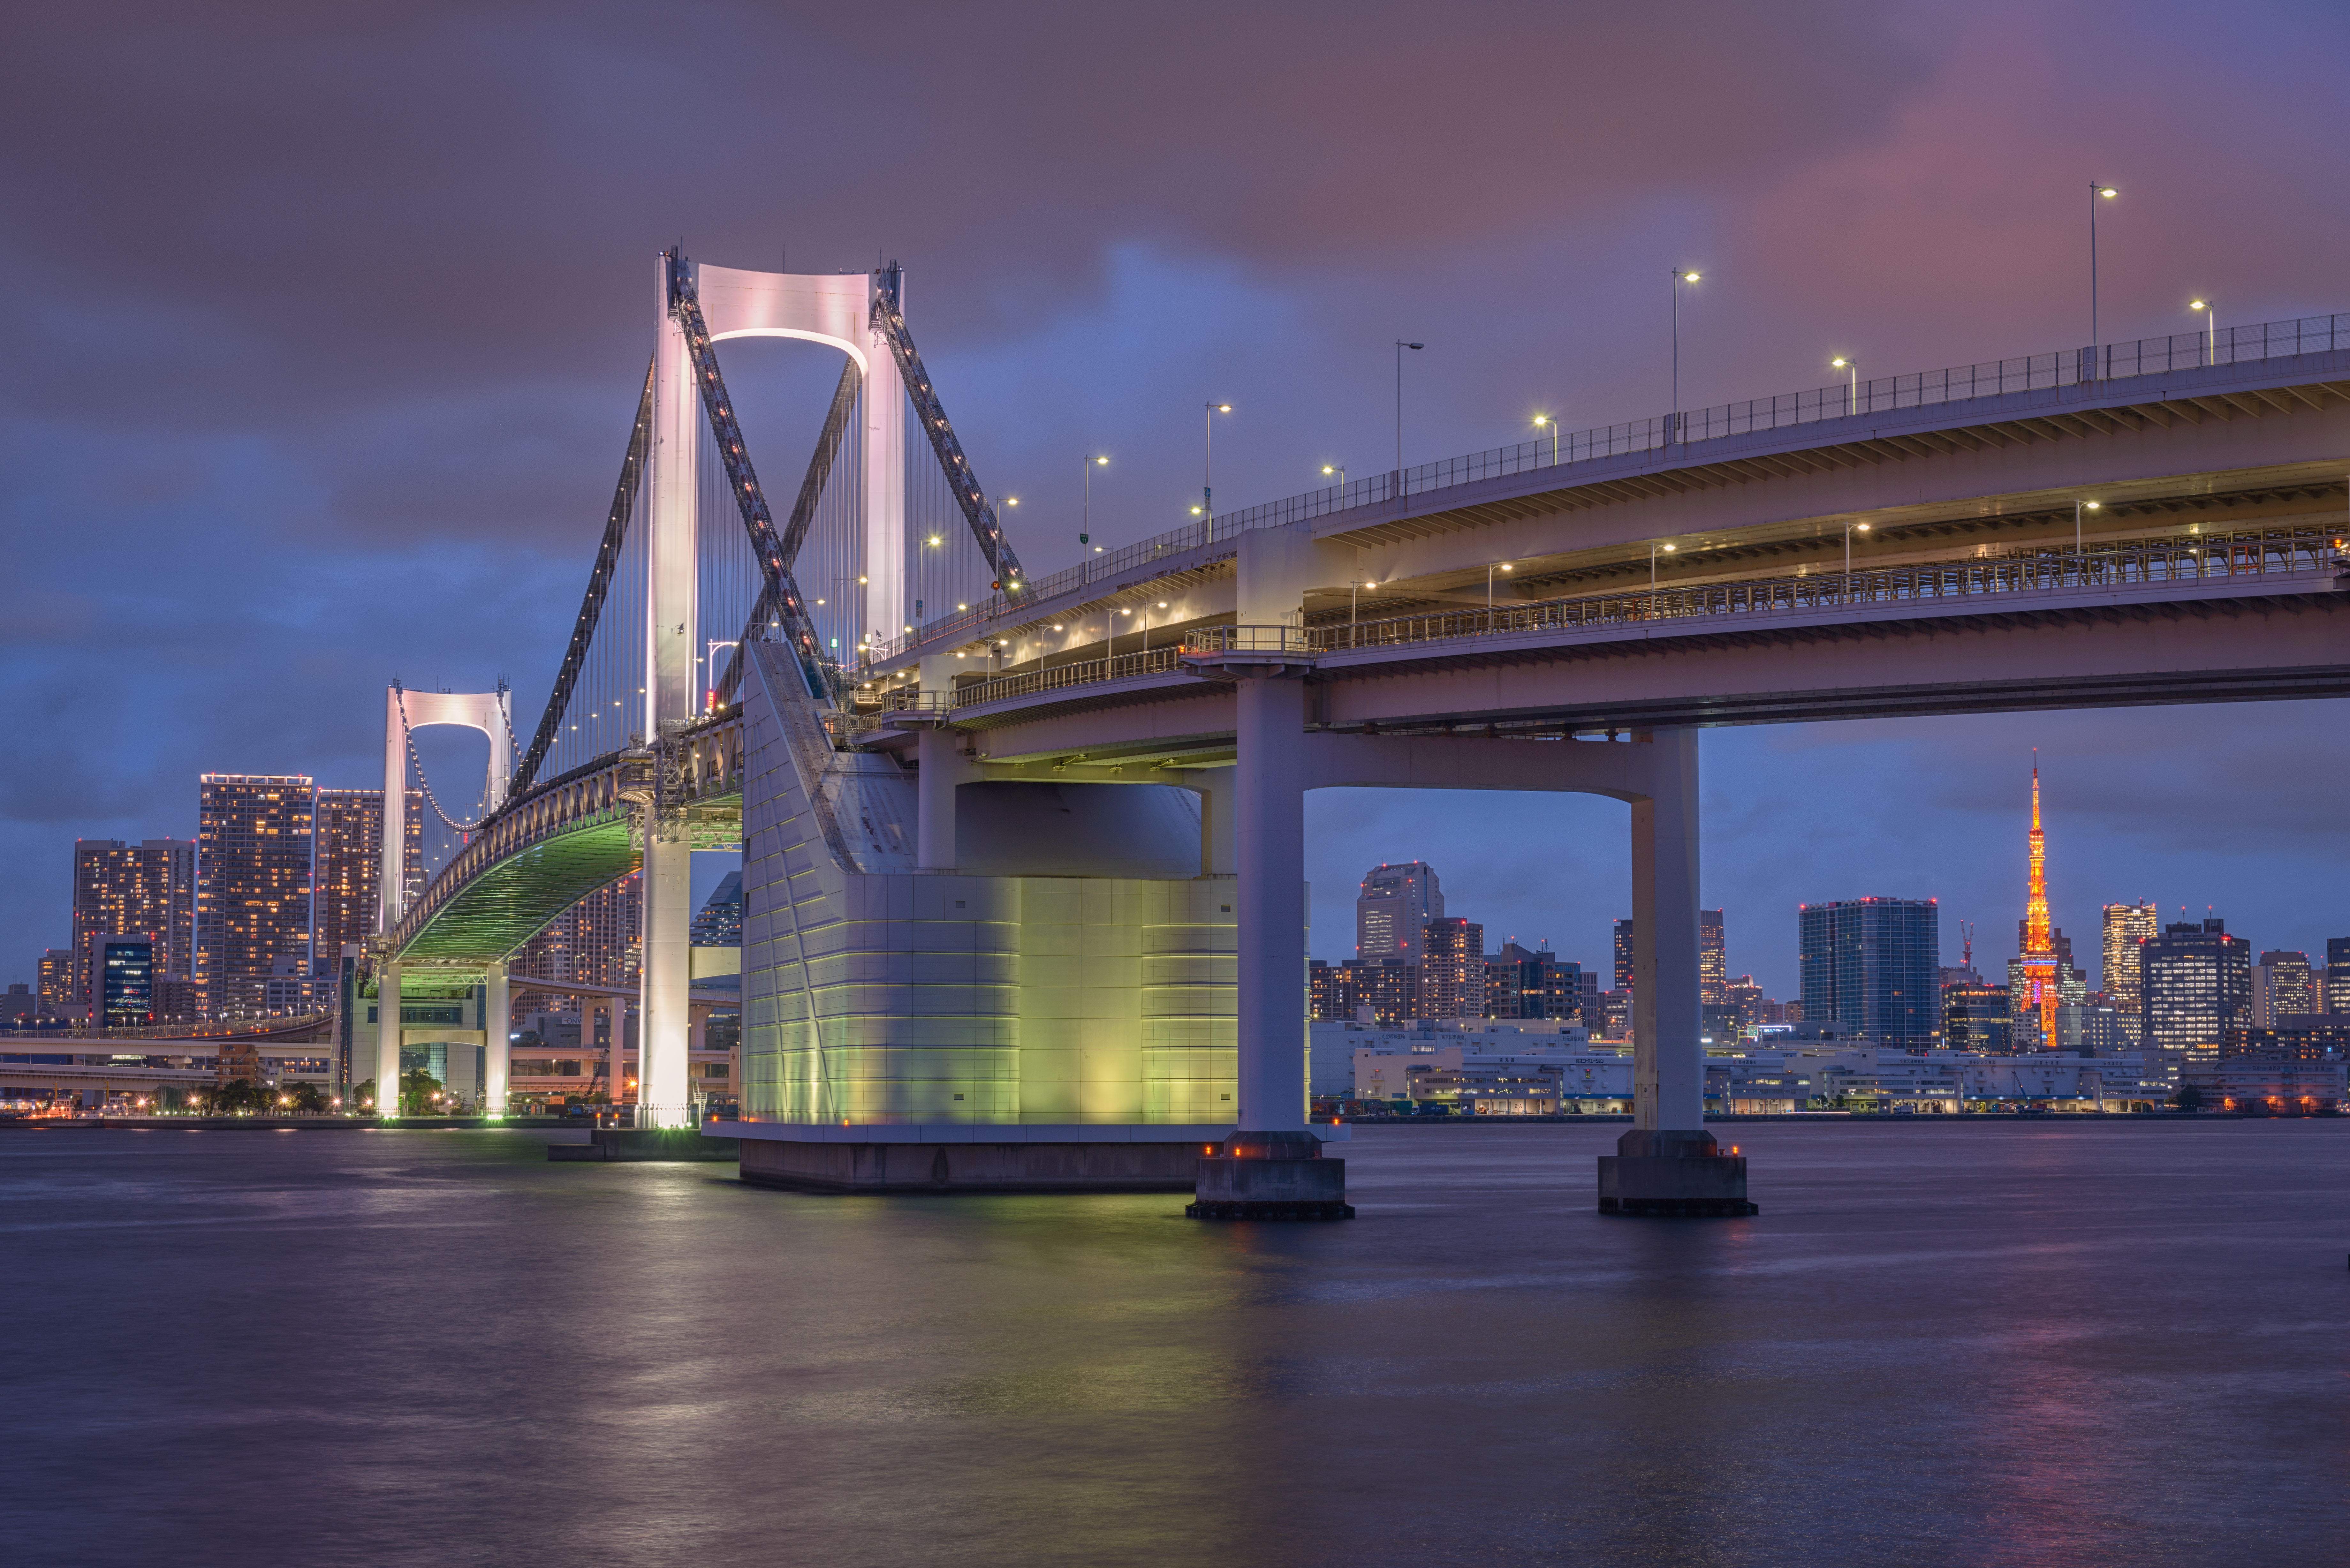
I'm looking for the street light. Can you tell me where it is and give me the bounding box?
[1533,415,1561,465]
[2089,181,2119,365]
[1394,341,1424,502]
[1322,463,1347,492]
[1081,456,1107,574]
[1650,540,1677,615]
[1830,357,1858,417]
[2189,298,2215,367]
[1202,402,1231,540]
[2074,498,2101,554]
[1671,269,1701,429]
[1843,519,1871,580]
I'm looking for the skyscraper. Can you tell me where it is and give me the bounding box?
[1699,909,1726,1006]
[2014,761,2060,1045]
[1484,943,1580,1021]
[195,775,315,1017]
[1356,863,1443,966]
[1420,918,1484,1018]
[2326,939,2350,1015]
[71,838,195,1012]
[2142,917,2251,1056]
[1613,917,1635,992]
[2256,951,2315,1023]
[36,949,73,1015]
[2101,901,2159,1013]
[691,870,745,945]
[1798,897,1941,1047]
[313,788,420,979]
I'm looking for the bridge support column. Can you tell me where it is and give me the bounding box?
[915,726,965,870]
[375,964,401,1120]
[1189,667,1351,1221]
[640,835,692,1127]
[483,962,509,1119]
[1601,729,1755,1217]
[1193,766,1238,876]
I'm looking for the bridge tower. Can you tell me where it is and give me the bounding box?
[374,686,514,1119]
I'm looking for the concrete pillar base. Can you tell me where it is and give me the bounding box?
[1187,1132,1355,1221]
[1596,1129,1757,1217]
[731,1135,1203,1193]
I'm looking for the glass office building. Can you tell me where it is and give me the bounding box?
[1798,897,1941,1047]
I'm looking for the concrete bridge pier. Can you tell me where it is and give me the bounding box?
[1602,728,1755,1217]
[374,963,401,1118]
[484,961,509,1117]
[1187,524,1353,1220]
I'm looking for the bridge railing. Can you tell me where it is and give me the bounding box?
[921,527,2341,715]
[867,311,2350,663]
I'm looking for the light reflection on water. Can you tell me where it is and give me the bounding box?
[2,1120,2342,1567]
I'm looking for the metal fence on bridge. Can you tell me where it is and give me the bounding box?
[868,311,2350,664]
[882,524,2340,724]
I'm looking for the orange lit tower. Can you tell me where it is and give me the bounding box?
[2018,758,2060,1043]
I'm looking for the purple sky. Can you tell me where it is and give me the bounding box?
[4,1,2346,997]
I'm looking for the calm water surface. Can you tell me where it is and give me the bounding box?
[2,1120,2343,1567]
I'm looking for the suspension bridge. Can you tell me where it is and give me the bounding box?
[366,252,2350,1214]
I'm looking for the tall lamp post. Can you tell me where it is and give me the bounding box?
[1843,520,1870,585]
[2089,181,2119,369]
[1394,340,1424,506]
[1831,357,1859,417]
[2073,498,2100,555]
[1202,403,1231,541]
[1670,269,1701,432]
[1081,455,1106,576]
[1649,540,1676,617]
[1533,414,1561,465]
[2189,298,2215,367]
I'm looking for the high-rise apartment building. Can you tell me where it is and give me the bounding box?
[36,949,74,1014]
[1798,897,1941,1047]
[313,788,420,978]
[1420,918,1485,1019]
[513,872,643,1016]
[691,870,745,945]
[71,838,195,1010]
[2142,917,2250,1056]
[2255,951,2315,1025]
[195,775,315,1017]
[1355,863,1444,966]
[1698,909,1726,1005]
[1613,918,1635,992]
[2101,902,2159,1013]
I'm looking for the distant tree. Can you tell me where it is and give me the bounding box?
[2171,1083,2205,1112]
[352,1078,377,1112]
[399,1067,446,1116]
[212,1079,270,1113]
[280,1081,328,1114]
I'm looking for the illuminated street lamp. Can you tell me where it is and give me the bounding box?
[2089,181,2119,365]
[1670,269,1702,426]
[1831,357,1859,417]
[1202,402,1231,538]
[1322,463,1347,491]
[1650,540,1677,615]
[1844,519,1871,580]
[2074,498,2101,554]
[2189,298,2215,367]
[1533,415,1561,466]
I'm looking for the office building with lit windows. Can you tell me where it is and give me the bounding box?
[1798,897,1941,1048]
[1420,918,1485,1019]
[2102,902,2159,1013]
[1355,862,1444,966]
[2142,918,2250,1057]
